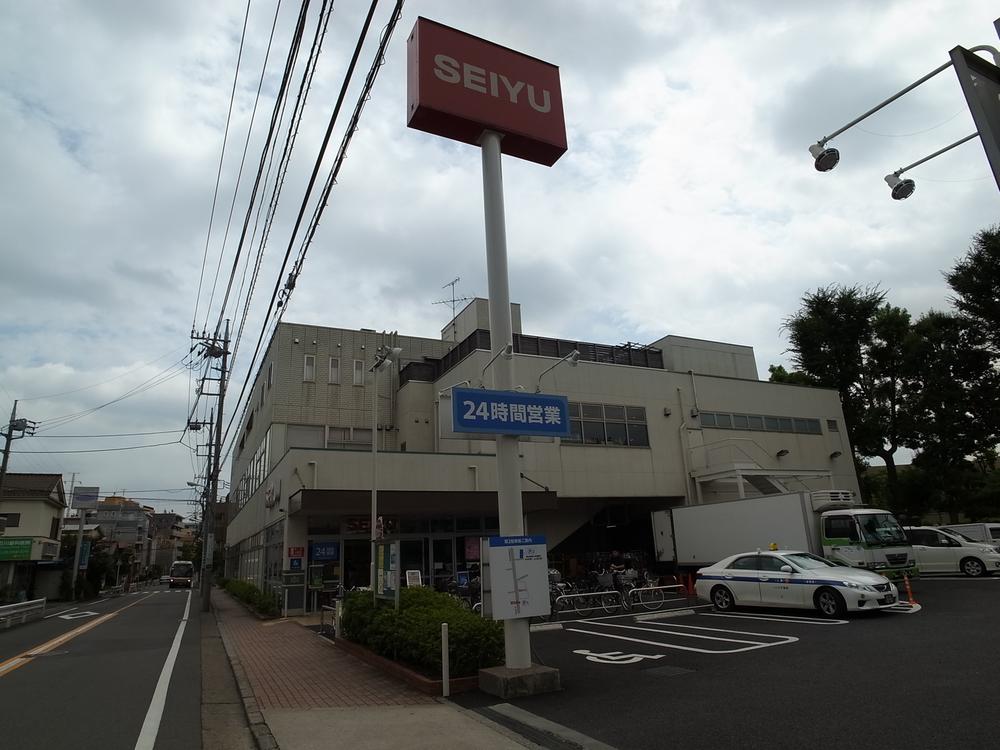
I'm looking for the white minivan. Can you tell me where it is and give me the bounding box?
[903,526,1000,577]
[939,523,1000,550]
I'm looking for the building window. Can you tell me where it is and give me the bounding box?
[353,359,365,386]
[700,411,822,436]
[329,357,340,384]
[0,512,20,528]
[50,517,61,540]
[303,355,316,382]
[827,419,839,432]
[564,401,649,448]
[267,362,273,388]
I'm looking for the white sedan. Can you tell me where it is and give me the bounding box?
[696,550,899,618]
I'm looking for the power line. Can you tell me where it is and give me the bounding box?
[192,0,253,334]
[29,429,184,439]
[229,0,334,385]
[224,0,385,455]
[13,439,183,454]
[202,0,286,334]
[36,356,192,433]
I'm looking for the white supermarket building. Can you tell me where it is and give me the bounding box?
[224,299,858,612]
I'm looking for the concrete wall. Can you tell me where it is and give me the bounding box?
[651,335,758,379]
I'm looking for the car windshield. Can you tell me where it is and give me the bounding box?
[781,552,839,570]
[171,564,193,577]
[942,529,976,543]
[859,513,907,546]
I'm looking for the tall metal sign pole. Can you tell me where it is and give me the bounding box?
[479,129,531,666]
[407,17,567,674]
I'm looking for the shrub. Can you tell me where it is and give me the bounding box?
[223,578,278,617]
[340,588,503,678]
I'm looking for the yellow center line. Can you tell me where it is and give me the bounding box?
[0,593,156,679]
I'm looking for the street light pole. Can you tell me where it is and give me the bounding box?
[369,341,401,595]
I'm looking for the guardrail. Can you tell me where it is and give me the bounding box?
[100,585,125,598]
[0,598,46,629]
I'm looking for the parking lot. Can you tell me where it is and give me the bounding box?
[456,577,1000,750]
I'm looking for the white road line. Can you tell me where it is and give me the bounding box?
[700,612,849,625]
[564,626,797,654]
[43,607,78,619]
[133,589,192,750]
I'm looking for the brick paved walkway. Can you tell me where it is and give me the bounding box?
[213,590,433,710]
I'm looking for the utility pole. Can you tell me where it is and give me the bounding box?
[0,400,36,508]
[192,319,229,613]
[199,410,213,609]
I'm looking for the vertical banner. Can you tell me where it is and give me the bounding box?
[375,540,400,608]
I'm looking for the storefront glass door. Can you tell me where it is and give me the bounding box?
[429,537,454,591]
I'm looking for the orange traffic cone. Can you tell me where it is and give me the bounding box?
[902,574,918,606]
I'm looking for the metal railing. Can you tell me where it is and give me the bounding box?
[626,584,685,610]
[319,603,340,639]
[552,589,627,616]
[0,598,46,629]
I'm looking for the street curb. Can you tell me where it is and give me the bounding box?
[213,591,281,750]
[440,698,546,750]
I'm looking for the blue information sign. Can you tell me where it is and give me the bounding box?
[309,541,340,562]
[452,388,569,437]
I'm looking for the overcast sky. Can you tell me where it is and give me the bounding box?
[1,1,998,513]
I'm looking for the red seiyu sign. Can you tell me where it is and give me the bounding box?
[407,17,567,166]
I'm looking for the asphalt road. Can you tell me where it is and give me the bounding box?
[457,576,1000,750]
[0,585,200,750]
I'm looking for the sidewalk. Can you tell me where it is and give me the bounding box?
[212,590,534,750]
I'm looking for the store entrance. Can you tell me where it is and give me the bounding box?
[342,539,371,589]
[429,537,454,591]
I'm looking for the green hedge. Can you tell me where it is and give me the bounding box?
[223,578,279,617]
[341,588,503,678]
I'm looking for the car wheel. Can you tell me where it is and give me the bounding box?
[814,587,846,618]
[960,557,986,577]
[711,585,735,612]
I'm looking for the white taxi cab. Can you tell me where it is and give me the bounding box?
[696,550,899,618]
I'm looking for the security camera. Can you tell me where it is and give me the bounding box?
[809,143,840,172]
[884,173,915,200]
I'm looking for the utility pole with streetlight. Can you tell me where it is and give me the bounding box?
[369,335,401,596]
[191,320,229,613]
[807,34,1000,197]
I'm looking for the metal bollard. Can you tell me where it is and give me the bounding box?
[441,622,450,698]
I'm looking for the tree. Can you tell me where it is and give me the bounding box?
[903,311,1000,475]
[779,285,916,505]
[945,225,1000,355]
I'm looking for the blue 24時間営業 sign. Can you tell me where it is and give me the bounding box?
[452,387,570,438]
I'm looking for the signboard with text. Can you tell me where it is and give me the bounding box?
[375,541,400,607]
[486,536,550,620]
[407,17,567,166]
[452,387,569,438]
[72,486,100,511]
[309,541,340,562]
[288,546,305,559]
[0,538,33,561]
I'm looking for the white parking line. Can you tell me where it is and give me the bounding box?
[565,625,798,654]
[700,612,849,625]
[592,620,797,643]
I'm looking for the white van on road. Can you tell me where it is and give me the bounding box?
[902,526,1000,577]
[938,523,1000,551]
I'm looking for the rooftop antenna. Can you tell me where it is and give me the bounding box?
[433,277,475,342]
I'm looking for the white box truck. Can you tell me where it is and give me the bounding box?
[651,491,916,580]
